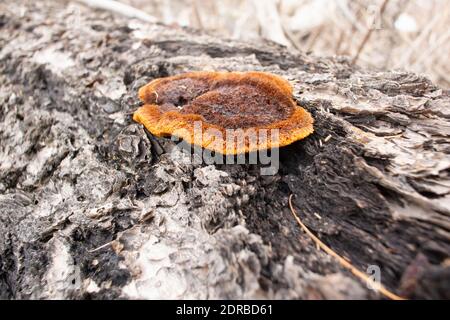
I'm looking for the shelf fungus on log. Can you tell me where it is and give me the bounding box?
[133,71,314,154]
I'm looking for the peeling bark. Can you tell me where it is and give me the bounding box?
[0,0,449,300]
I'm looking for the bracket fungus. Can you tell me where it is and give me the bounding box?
[133,71,314,154]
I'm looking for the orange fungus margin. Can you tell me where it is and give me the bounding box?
[133,71,314,154]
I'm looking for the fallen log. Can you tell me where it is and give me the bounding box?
[0,0,448,299]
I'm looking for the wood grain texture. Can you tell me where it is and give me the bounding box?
[0,0,448,299]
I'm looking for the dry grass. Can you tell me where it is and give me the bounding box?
[118,0,450,88]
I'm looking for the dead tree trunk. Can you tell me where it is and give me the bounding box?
[0,0,449,299]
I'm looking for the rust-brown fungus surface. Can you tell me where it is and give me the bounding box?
[133,71,314,154]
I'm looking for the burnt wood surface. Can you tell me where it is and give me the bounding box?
[0,0,449,299]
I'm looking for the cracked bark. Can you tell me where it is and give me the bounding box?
[0,0,449,299]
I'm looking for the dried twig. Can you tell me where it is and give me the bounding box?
[191,0,204,30]
[281,21,302,51]
[336,0,366,33]
[306,25,325,52]
[288,194,406,300]
[352,0,390,64]
[88,241,113,253]
[334,29,345,55]
[252,0,290,46]
[394,3,444,69]
[411,28,450,68]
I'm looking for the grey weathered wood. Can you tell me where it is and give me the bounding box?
[0,0,448,299]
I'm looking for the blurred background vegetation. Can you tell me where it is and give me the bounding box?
[115,0,449,88]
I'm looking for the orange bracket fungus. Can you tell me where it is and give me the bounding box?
[133,71,314,154]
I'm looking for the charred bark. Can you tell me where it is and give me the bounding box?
[0,0,449,299]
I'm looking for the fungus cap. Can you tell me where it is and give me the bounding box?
[133,71,313,154]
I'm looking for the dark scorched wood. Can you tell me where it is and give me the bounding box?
[0,0,449,299]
